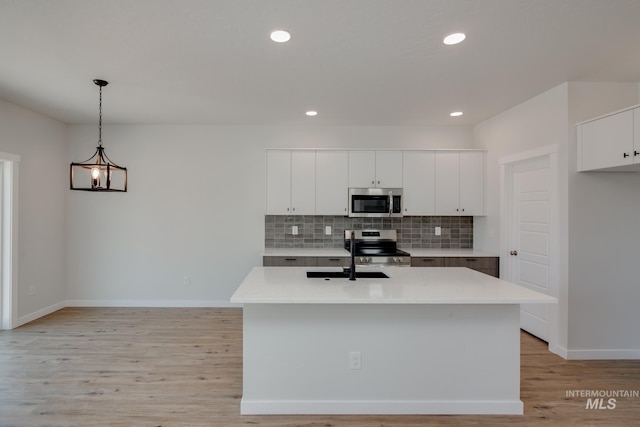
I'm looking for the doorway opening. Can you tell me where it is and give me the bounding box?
[0,152,19,330]
[500,145,559,349]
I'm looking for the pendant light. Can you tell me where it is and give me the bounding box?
[70,79,127,192]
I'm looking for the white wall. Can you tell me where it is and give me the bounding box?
[0,99,68,325]
[473,83,570,352]
[474,81,640,358]
[66,125,473,305]
[566,82,640,358]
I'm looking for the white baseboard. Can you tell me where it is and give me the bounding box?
[65,299,242,308]
[240,399,524,415]
[16,301,66,327]
[565,348,640,360]
[548,343,568,359]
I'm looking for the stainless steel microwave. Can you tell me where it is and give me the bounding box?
[348,188,403,218]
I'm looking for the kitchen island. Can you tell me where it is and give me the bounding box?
[230,266,556,415]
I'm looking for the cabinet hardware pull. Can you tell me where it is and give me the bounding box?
[635,151,640,156]
[422,258,435,262]
[284,258,297,261]
[624,153,630,158]
[328,258,340,261]
[466,258,477,261]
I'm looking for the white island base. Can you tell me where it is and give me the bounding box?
[232,267,556,415]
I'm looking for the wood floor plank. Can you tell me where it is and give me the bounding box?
[0,307,639,426]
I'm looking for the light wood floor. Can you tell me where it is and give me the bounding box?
[1,308,639,426]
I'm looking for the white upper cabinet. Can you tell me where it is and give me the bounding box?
[316,150,349,215]
[577,106,640,172]
[435,151,484,216]
[402,151,435,215]
[291,151,316,215]
[266,150,315,215]
[459,151,484,215]
[348,151,376,187]
[267,149,485,216]
[348,150,402,188]
[375,151,403,188]
[266,150,292,215]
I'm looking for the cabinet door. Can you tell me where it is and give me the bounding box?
[375,151,403,187]
[403,151,435,215]
[434,151,461,215]
[410,257,445,267]
[580,109,634,171]
[291,151,316,215]
[316,150,349,215]
[635,108,640,165]
[348,151,376,187]
[263,256,317,267]
[459,151,484,215]
[265,150,292,215]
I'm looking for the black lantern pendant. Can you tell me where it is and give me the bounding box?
[70,79,127,192]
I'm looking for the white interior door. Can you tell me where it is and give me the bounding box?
[509,156,552,341]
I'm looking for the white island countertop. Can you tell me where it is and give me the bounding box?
[231,266,556,305]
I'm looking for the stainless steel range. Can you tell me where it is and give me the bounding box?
[344,229,411,266]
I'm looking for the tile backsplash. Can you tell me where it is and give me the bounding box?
[265,215,473,249]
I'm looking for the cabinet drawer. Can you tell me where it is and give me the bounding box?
[444,257,497,269]
[263,256,317,267]
[410,257,445,267]
[316,257,350,267]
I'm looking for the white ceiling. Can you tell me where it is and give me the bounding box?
[1,0,640,126]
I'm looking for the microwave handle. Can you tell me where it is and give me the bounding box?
[388,191,393,217]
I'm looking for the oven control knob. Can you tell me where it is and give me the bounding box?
[393,257,399,263]
[359,257,365,263]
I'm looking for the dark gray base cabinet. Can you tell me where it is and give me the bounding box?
[262,256,317,267]
[264,255,499,277]
[262,256,352,267]
[411,256,499,277]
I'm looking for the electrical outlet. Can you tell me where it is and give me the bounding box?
[435,226,442,236]
[292,225,299,235]
[325,226,332,235]
[349,351,362,370]
[183,276,190,286]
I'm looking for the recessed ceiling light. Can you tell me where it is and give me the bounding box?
[306,110,318,117]
[443,33,466,45]
[450,111,463,117]
[270,30,291,43]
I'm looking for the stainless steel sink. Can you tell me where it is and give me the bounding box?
[306,271,389,279]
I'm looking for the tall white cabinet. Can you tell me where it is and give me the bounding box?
[435,151,484,216]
